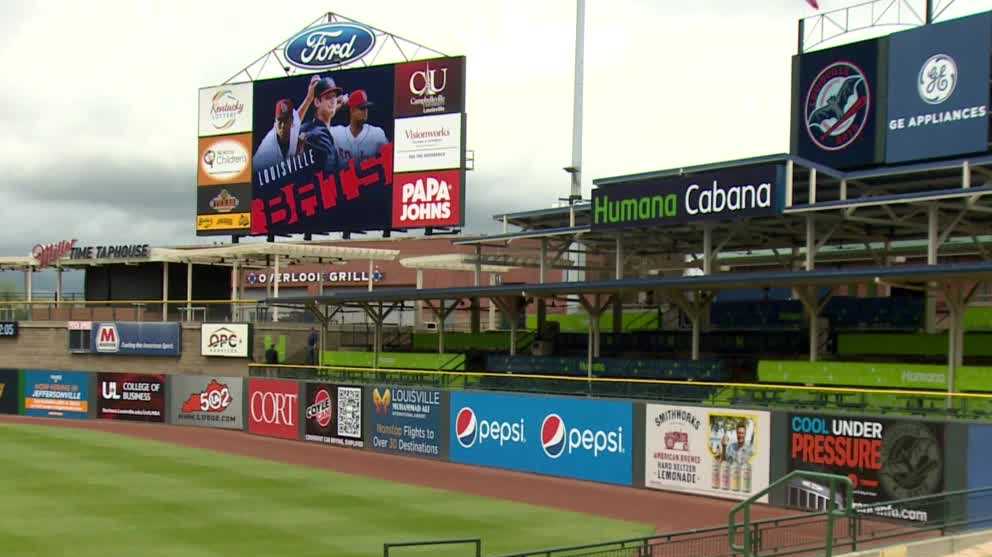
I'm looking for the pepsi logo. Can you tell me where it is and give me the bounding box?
[455,407,477,448]
[541,414,567,459]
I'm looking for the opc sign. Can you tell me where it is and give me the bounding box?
[200,323,250,358]
[248,379,299,440]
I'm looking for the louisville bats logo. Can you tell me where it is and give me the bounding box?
[804,61,870,151]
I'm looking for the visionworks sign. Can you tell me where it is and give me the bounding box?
[591,164,783,231]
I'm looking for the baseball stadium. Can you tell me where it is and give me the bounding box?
[7,2,992,556]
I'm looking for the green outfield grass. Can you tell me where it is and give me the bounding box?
[0,423,653,557]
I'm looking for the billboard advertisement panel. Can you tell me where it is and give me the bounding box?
[200,323,251,358]
[394,57,466,118]
[393,113,464,172]
[449,391,633,485]
[197,213,251,234]
[791,38,884,169]
[248,379,299,440]
[197,184,252,216]
[250,66,396,235]
[0,321,18,337]
[198,83,253,136]
[645,405,771,502]
[170,375,244,430]
[368,385,445,459]
[90,322,181,357]
[0,369,19,414]
[198,134,253,186]
[391,170,463,229]
[304,382,364,448]
[592,164,783,231]
[788,414,944,522]
[885,13,992,164]
[96,373,165,422]
[23,370,89,419]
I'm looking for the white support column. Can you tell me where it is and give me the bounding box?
[809,168,818,205]
[273,255,280,322]
[615,233,623,280]
[368,259,374,292]
[230,263,238,322]
[438,300,446,354]
[55,268,63,308]
[805,216,816,271]
[488,274,497,330]
[840,179,847,201]
[703,224,713,275]
[24,270,32,303]
[162,262,169,322]
[502,215,508,233]
[416,269,424,329]
[963,160,971,189]
[539,239,547,284]
[926,206,939,333]
[185,261,192,318]
[474,245,482,287]
[691,314,700,361]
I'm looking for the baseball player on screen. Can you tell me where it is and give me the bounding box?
[331,89,389,168]
[253,75,319,173]
[299,76,345,175]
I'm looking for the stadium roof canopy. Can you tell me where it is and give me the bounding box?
[0,242,400,272]
[449,152,992,277]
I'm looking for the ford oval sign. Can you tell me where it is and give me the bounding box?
[284,23,376,70]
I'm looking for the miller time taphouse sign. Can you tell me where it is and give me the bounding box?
[592,164,784,231]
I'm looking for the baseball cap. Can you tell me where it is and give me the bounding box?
[275,99,294,120]
[314,77,342,99]
[348,89,373,110]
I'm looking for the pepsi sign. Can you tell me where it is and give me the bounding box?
[450,391,633,486]
[284,23,376,70]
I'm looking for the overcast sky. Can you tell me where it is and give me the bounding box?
[1,0,991,269]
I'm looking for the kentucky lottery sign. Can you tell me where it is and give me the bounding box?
[592,164,784,231]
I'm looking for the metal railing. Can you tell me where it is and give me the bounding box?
[383,538,481,557]
[496,487,992,557]
[250,363,992,422]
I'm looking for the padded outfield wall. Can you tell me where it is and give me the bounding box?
[1,367,989,525]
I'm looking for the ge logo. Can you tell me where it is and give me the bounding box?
[918,54,957,105]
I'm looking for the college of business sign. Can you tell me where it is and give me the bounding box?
[791,38,884,169]
[90,322,181,357]
[450,391,633,486]
[885,13,992,164]
[592,164,783,231]
[97,373,165,423]
[201,323,251,358]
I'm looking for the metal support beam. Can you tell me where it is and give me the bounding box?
[796,286,834,362]
[809,168,817,205]
[471,297,481,334]
[805,216,816,271]
[840,179,847,201]
[612,294,622,335]
[963,159,971,188]
[162,262,169,321]
[703,224,713,275]
[186,261,193,317]
[615,233,623,280]
[474,245,482,286]
[272,255,280,322]
[540,239,547,284]
[368,259,374,292]
[785,159,794,208]
[55,268,63,308]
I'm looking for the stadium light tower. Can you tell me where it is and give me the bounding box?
[566,0,585,204]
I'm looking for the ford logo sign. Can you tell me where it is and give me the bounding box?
[284,23,376,70]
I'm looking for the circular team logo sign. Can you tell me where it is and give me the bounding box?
[805,61,870,151]
[918,54,957,105]
[878,422,942,500]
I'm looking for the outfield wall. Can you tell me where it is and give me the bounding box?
[4,367,991,525]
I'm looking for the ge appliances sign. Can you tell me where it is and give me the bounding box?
[200,323,251,358]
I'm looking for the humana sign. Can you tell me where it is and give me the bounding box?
[591,165,782,230]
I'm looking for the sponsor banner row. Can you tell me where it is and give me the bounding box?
[0,370,957,521]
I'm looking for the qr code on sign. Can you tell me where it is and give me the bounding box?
[336,387,362,439]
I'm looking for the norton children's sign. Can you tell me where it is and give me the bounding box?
[592,164,783,230]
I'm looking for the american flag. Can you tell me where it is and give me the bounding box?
[807,0,820,8]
